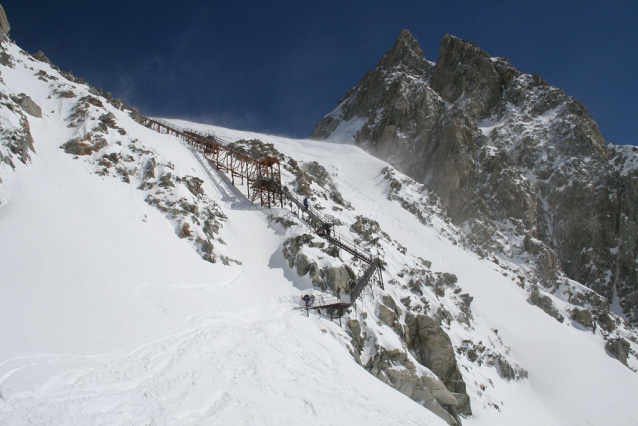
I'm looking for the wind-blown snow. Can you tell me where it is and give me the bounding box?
[0,38,637,426]
[326,116,368,144]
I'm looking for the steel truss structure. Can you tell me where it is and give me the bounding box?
[143,117,284,208]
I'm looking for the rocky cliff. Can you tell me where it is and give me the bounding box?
[311,30,638,324]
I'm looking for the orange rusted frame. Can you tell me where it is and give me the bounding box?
[143,118,284,208]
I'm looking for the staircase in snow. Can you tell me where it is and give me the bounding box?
[143,117,384,316]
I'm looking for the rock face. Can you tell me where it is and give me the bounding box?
[367,347,462,426]
[571,308,594,329]
[0,5,9,36]
[312,30,638,324]
[405,313,470,415]
[16,94,42,118]
[281,234,355,292]
[530,288,564,323]
[605,338,631,367]
[0,94,35,171]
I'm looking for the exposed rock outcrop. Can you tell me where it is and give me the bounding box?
[456,339,528,382]
[15,94,42,117]
[0,5,10,36]
[605,338,631,367]
[367,347,462,426]
[530,288,564,323]
[346,319,364,358]
[0,93,35,170]
[405,312,471,415]
[61,133,107,155]
[281,234,355,292]
[53,91,233,266]
[571,308,594,330]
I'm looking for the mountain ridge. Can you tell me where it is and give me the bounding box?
[311,30,638,324]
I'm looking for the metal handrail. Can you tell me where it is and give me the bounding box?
[300,294,344,310]
[325,233,373,261]
[146,117,223,144]
[145,118,267,167]
[282,187,333,224]
[281,186,374,263]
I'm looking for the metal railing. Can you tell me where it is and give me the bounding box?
[281,186,374,263]
[298,293,341,309]
[282,186,334,225]
[145,117,233,151]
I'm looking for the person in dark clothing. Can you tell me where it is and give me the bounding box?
[302,294,312,308]
[303,197,309,210]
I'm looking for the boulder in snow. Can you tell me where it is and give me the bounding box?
[16,94,42,118]
[605,338,631,367]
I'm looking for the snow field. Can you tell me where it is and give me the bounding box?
[173,119,638,426]
[0,38,636,426]
[0,43,446,424]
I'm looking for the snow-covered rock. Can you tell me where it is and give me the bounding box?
[311,30,638,327]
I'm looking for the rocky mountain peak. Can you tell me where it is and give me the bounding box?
[437,34,490,65]
[375,29,431,75]
[312,31,638,325]
[430,34,504,118]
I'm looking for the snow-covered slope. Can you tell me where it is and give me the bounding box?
[0,37,637,426]
[168,121,638,426]
[0,39,446,426]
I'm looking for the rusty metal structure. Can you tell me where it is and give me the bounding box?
[143,117,284,208]
[143,116,384,319]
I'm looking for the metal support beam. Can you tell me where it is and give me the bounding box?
[143,117,283,209]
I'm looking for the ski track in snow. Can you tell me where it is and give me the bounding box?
[1,302,435,425]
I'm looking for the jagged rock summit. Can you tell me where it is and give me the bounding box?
[312,30,638,324]
[378,29,431,75]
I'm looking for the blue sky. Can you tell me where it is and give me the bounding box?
[5,0,637,145]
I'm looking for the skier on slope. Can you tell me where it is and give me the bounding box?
[303,197,309,210]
